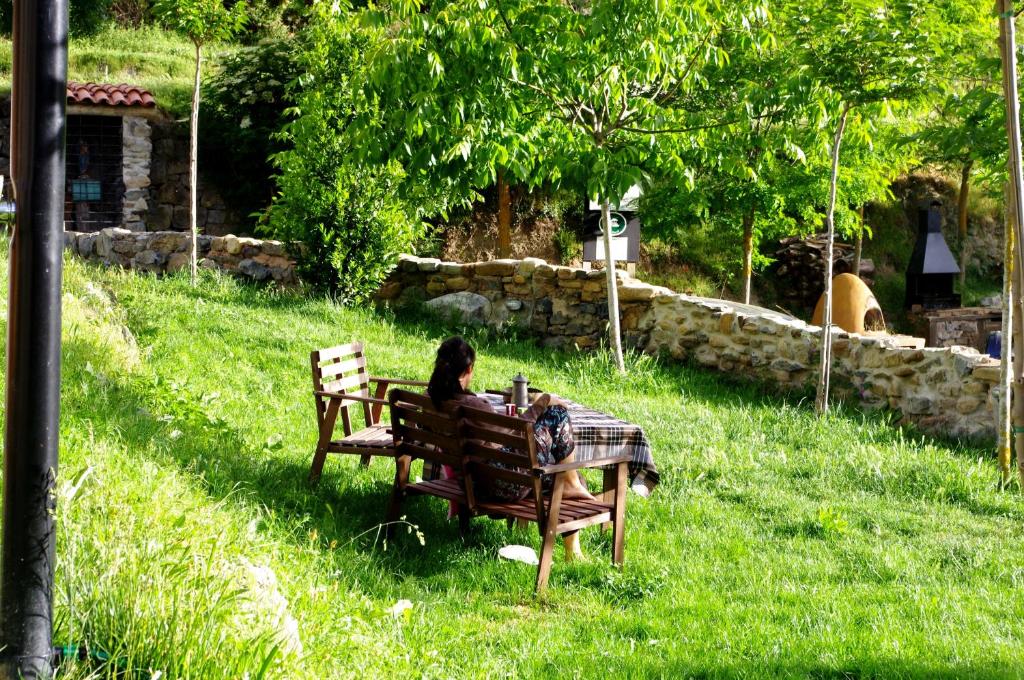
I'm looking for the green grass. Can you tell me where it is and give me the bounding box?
[0,26,238,118]
[8,250,1024,677]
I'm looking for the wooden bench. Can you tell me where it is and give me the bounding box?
[387,388,630,592]
[308,342,427,485]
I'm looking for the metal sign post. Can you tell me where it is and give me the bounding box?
[1,0,68,674]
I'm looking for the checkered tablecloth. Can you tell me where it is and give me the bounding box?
[421,393,659,496]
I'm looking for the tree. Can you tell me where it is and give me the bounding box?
[154,0,247,286]
[682,7,816,305]
[356,0,765,372]
[267,1,426,301]
[790,0,934,414]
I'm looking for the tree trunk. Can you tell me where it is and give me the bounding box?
[999,182,1015,487]
[853,205,864,278]
[741,209,754,305]
[998,0,1024,488]
[601,199,625,374]
[189,42,202,286]
[815,103,852,416]
[497,168,511,258]
[958,159,973,291]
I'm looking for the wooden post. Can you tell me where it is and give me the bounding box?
[815,103,851,415]
[497,169,511,259]
[189,41,202,286]
[999,182,1015,486]
[601,198,626,374]
[741,209,754,305]
[998,0,1024,488]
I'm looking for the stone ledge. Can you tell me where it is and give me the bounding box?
[64,229,297,284]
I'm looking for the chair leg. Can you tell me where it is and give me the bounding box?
[309,399,341,486]
[536,474,566,594]
[359,454,372,467]
[458,507,472,540]
[611,462,627,567]
[309,445,328,486]
[385,455,412,536]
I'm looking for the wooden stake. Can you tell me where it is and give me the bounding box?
[998,182,1014,486]
[189,41,202,287]
[998,0,1024,488]
[741,209,754,305]
[601,199,626,374]
[815,103,851,416]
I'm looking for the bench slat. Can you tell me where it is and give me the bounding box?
[314,343,363,364]
[319,355,367,380]
[462,424,529,451]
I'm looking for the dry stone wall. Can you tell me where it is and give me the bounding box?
[379,255,1003,441]
[64,228,297,284]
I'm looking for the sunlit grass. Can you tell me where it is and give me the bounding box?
[3,249,1023,677]
[0,26,237,118]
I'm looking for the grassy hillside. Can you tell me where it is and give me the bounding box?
[0,27,238,118]
[6,250,1024,677]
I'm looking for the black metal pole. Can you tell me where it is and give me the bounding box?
[0,0,67,672]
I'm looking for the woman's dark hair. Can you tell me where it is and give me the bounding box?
[427,336,476,409]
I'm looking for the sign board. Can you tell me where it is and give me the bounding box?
[582,186,641,264]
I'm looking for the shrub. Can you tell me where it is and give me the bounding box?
[269,152,420,301]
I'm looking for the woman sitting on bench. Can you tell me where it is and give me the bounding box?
[427,336,593,559]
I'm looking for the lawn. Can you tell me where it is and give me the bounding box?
[10,249,1024,678]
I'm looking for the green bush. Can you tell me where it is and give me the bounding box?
[266,9,422,301]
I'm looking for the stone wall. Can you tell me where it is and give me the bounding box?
[64,228,297,284]
[378,255,1003,441]
[147,120,240,235]
[122,115,152,231]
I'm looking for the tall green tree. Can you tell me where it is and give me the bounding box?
[912,0,1004,289]
[267,1,426,301]
[790,0,934,414]
[356,0,765,372]
[154,0,247,285]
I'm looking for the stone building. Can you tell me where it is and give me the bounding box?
[0,82,238,234]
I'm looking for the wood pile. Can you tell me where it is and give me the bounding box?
[773,235,875,311]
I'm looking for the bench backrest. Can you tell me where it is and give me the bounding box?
[311,342,372,433]
[460,405,544,515]
[388,389,462,470]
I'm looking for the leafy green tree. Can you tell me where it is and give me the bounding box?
[267,2,424,301]
[674,6,818,304]
[912,2,1004,288]
[356,0,765,372]
[789,0,935,414]
[154,0,247,285]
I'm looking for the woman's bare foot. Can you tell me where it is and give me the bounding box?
[564,531,585,561]
[562,484,596,501]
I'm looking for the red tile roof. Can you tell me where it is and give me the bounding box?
[66,82,156,108]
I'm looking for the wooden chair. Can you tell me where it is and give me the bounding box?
[460,405,630,592]
[385,389,469,533]
[386,387,631,593]
[309,342,428,485]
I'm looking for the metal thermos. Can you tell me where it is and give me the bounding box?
[512,373,529,408]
